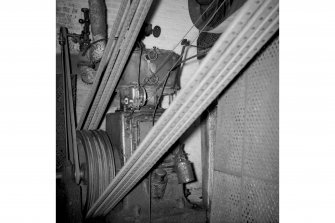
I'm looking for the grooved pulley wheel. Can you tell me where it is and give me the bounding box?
[76,130,121,213]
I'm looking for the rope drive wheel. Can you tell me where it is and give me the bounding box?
[76,130,121,214]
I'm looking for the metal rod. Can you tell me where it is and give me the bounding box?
[60,34,71,162]
[87,0,279,217]
[60,27,73,161]
[60,27,81,184]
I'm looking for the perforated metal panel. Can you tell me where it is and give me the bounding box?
[244,38,279,182]
[211,172,242,222]
[241,177,279,223]
[214,66,246,175]
[211,35,279,222]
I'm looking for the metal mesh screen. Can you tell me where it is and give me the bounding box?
[211,35,279,222]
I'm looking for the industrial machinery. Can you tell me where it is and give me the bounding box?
[58,21,204,222]
[57,0,279,222]
[78,43,204,222]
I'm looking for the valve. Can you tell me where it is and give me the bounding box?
[68,8,91,52]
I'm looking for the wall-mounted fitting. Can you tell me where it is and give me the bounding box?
[142,23,161,38]
[152,26,161,38]
[68,8,91,52]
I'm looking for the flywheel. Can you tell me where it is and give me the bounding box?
[76,130,122,213]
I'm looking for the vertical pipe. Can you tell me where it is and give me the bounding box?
[88,0,107,63]
[89,0,107,40]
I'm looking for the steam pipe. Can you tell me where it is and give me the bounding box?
[88,0,107,63]
[78,0,107,84]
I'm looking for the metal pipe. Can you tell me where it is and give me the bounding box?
[87,0,279,217]
[89,0,107,40]
[77,0,108,84]
[88,0,107,63]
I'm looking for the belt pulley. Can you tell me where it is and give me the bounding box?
[76,130,121,213]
